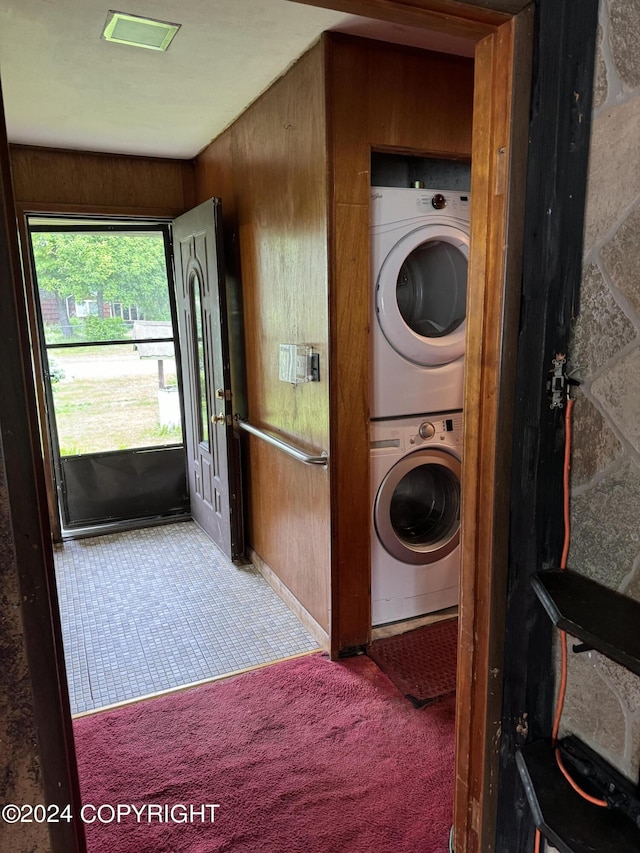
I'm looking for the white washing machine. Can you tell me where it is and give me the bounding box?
[371,412,462,626]
[371,187,470,419]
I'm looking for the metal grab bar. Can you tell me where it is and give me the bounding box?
[237,420,328,467]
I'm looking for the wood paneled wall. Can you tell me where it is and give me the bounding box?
[195,45,332,635]
[327,34,474,652]
[194,34,474,652]
[10,145,195,216]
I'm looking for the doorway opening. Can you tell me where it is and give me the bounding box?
[28,218,189,533]
[26,216,319,716]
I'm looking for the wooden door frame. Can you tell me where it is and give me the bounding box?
[296,0,533,848]
[299,0,601,850]
[0,89,85,853]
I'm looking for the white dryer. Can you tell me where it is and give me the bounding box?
[371,412,461,626]
[370,187,470,419]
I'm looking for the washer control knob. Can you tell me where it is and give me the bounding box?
[418,421,436,440]
[432,193,447,210]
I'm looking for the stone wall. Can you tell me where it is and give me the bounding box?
[563,0,640,783]
[0,438,50,852]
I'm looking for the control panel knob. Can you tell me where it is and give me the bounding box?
[432,193,447,210]
[419,421,436,440]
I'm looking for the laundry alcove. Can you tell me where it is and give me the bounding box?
[194,32,475,655]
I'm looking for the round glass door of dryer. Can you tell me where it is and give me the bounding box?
[375,223,468,366]
[374,449,461,565]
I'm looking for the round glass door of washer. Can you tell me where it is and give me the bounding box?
[375,223,469,367]
[374,448,461,565]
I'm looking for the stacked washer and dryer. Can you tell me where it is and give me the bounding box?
[370,186,470,626]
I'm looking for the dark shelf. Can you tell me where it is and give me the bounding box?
[516,739,640,853]
[531,569,640,676]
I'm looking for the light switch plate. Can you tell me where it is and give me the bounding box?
[279,344,318,384]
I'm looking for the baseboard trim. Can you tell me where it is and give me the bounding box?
[249,547,330,653]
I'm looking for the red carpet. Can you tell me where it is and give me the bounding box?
[74,653,454,853]
[367,619,458,707]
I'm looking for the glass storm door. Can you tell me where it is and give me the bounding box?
[29,220,189,531]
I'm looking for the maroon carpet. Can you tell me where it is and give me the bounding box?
[367,619,458,707]
[74,653,454,853]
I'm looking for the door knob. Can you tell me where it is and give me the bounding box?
[211,413,226,424]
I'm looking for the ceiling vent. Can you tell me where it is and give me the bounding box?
[102,11,181,52]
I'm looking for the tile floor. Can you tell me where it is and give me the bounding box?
[53,521,319,714]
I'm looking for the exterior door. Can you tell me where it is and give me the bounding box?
[28,221,189,533]
[173,199,241,560]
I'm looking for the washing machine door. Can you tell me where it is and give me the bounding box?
[374,448,461,565]
[375,223,468,366]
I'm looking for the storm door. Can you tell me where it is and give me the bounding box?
[28,219,189,531]
[172,199,242,560]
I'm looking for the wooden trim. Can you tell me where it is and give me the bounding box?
[249,548,330,652]
[454,9,533,852]
[494,0,600,849]
[14,208,62,542]
[0,91,85,853]
[289,0,510,39]
[13,201,184,219]
[328,201,371,657]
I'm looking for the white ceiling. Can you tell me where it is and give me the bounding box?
[0,0,475,160]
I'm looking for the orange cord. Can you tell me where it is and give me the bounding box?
[560,398,574,571]
[555,748,608,808]
[552,398,576,751]
[534,829,541,853]
[536,397,588,852]
[534,396,607,853]
[552,398,573,745]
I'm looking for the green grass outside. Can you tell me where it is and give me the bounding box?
[50,349,182,456]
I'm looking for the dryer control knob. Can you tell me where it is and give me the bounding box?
[432,193,447,210]
[419,421,436,440]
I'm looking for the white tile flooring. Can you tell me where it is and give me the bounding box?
[53,521,319,714]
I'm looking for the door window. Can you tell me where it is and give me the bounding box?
[190,271,209,448]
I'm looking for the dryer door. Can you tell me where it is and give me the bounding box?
[375,224,468,366]
[374,448,461,565]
